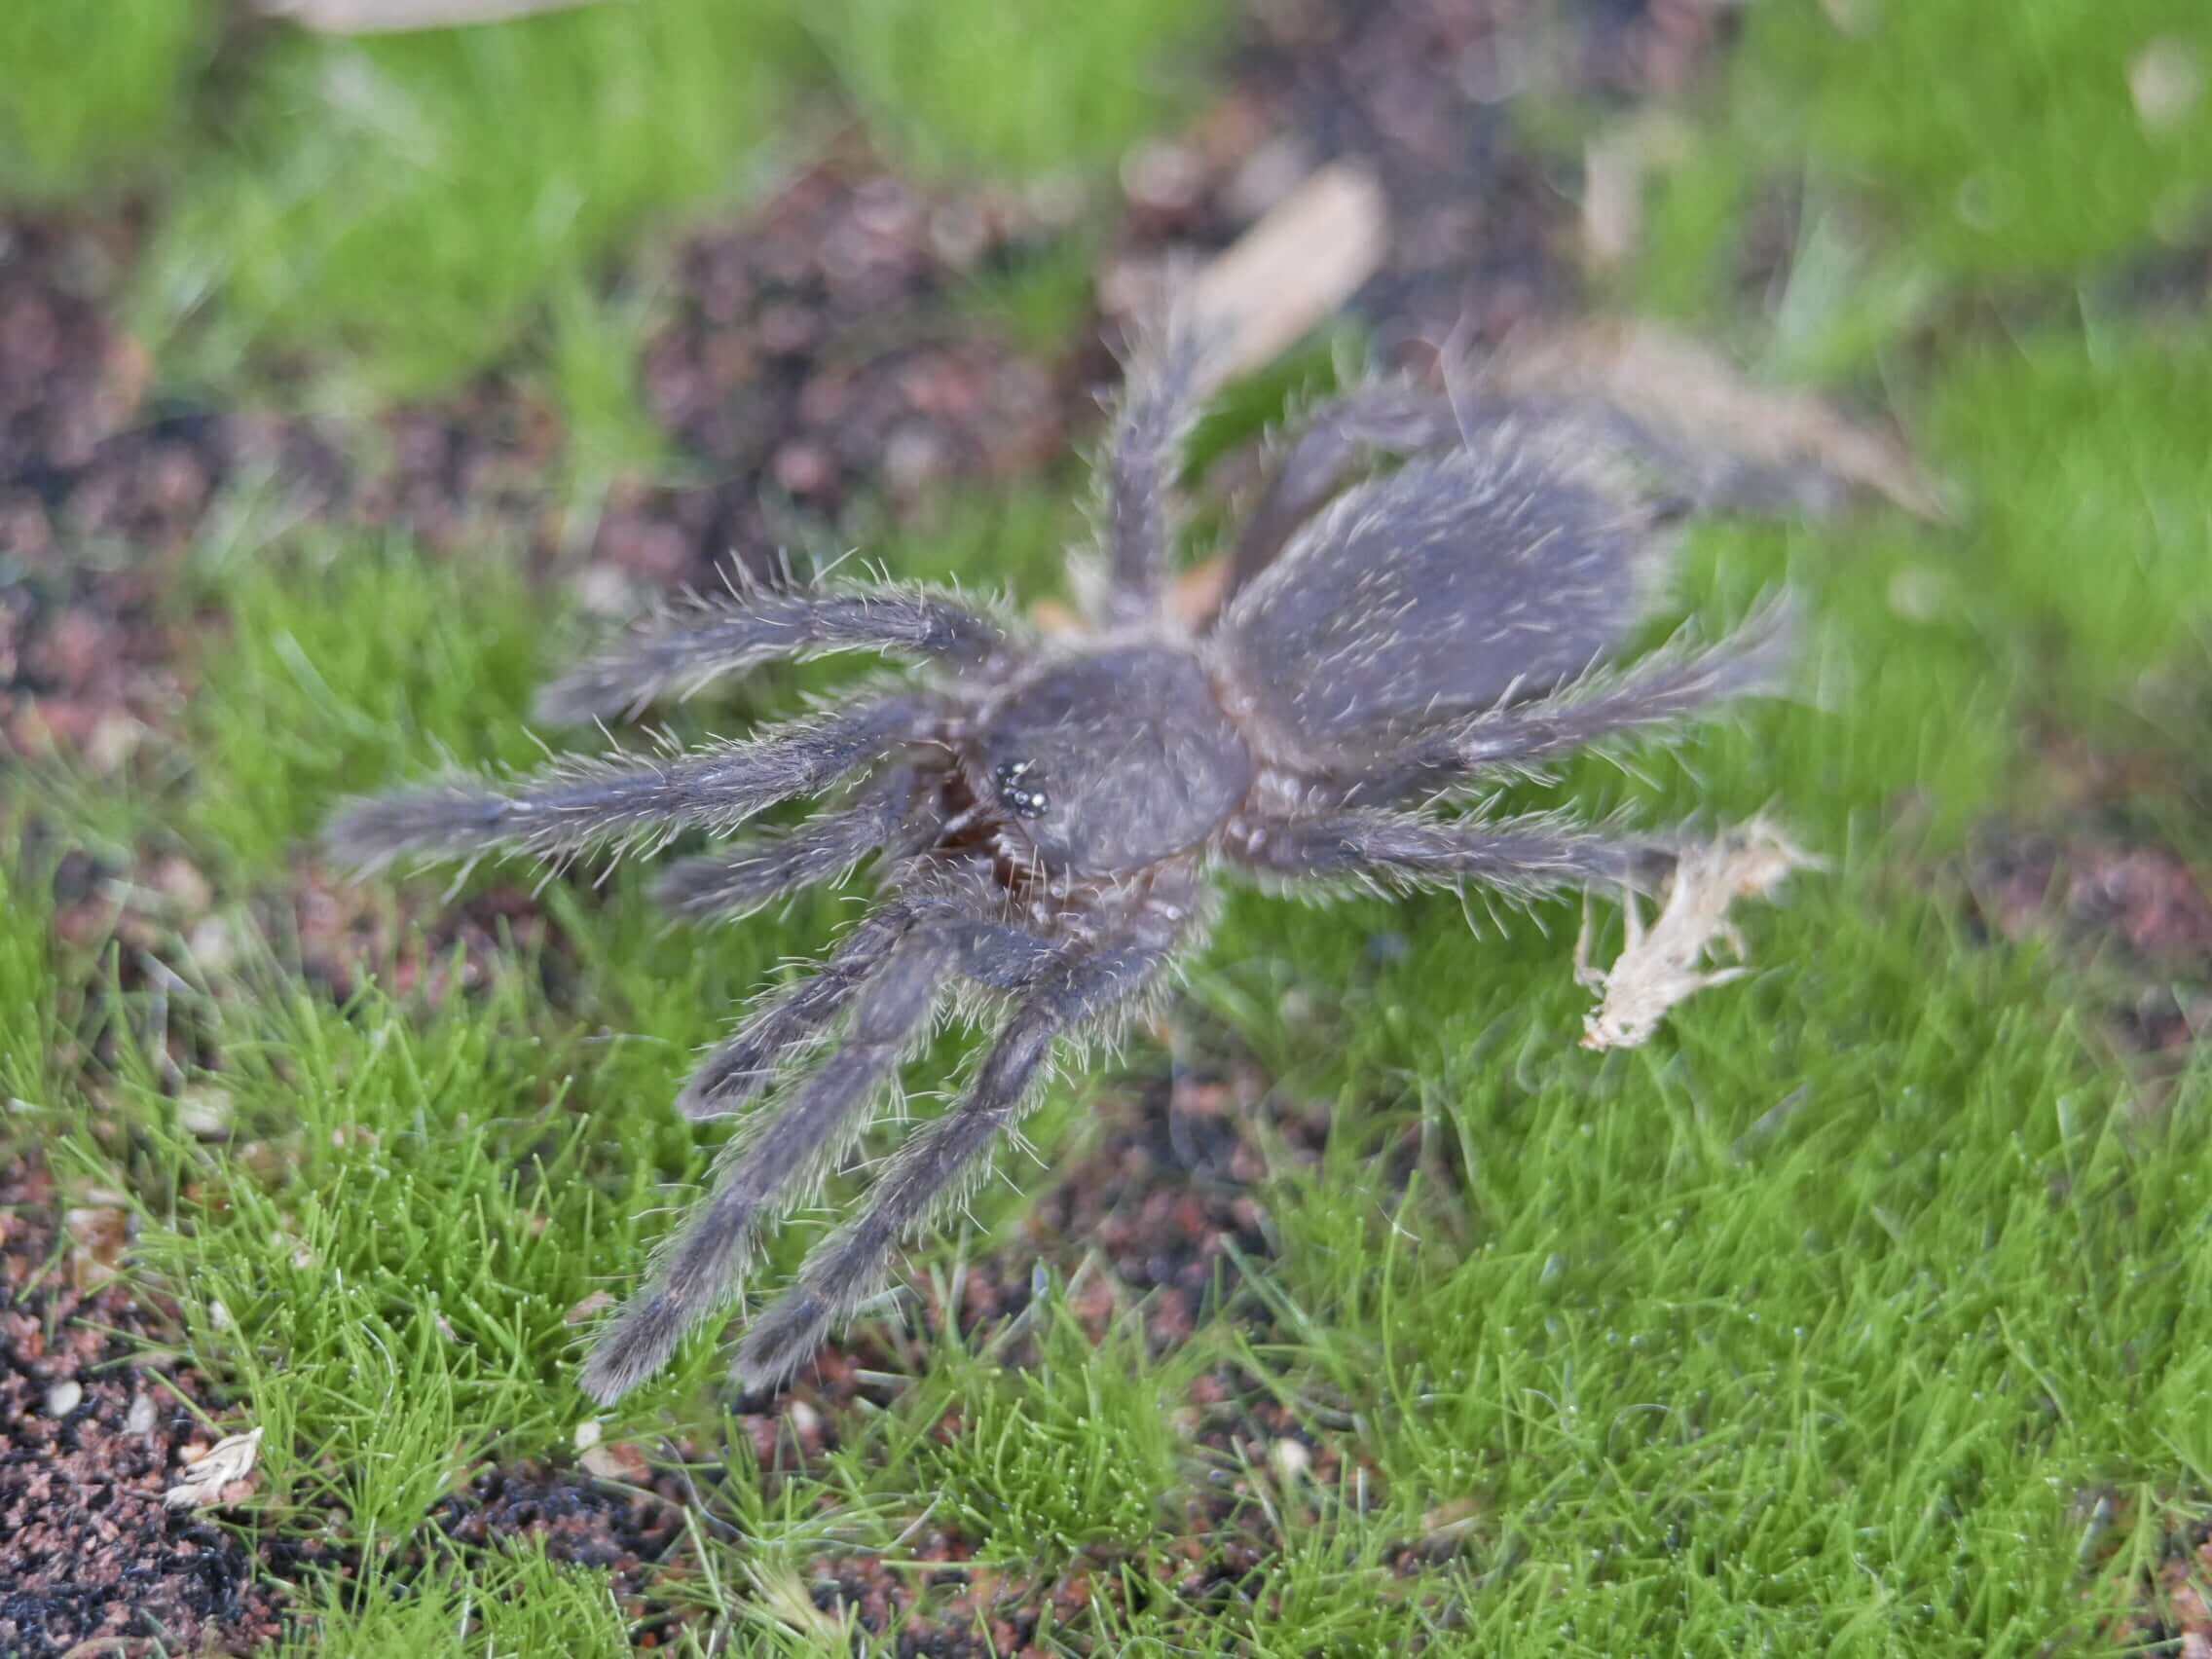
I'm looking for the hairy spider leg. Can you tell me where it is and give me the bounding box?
[731,903,1187,1388]
[1227,808,1652,903]
[580,925,951,1404]
[325,696,927,869]
[1339,602,1794,805]
[1102,309,1216,626]
[652,763,938,924]
[536,586,1010,724]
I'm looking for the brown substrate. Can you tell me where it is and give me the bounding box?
[0,1155,288,1655]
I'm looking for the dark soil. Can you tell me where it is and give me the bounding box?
[0,1155,288,1656]
[430,1459,698,1645]
[622,146,1081,590]
[1966,826,2212,1061]
[1,150,1084,773]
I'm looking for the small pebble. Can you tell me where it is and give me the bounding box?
[46,1380,84,1417]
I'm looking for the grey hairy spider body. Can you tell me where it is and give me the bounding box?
[327,313,1789,1403]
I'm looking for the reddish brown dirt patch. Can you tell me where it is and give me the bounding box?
[0,1156,287,1655]
[430,1459,698,1644]
[1967,828,2212,1058]
[621,150,1078,589]
[1014,1063,1322,1352]
[1971,833,2212,966]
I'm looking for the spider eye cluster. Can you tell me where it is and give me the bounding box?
[992,758,1051,820]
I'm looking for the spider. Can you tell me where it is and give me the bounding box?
[326,310,1790,1403]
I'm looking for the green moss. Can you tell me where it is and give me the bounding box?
[803,0,1226,180]
[1921,319,2212,709]
[899,1298,1185,1562]
[1739,0,2212,279]
[285,1539,635,1654]
[0,847,55,1110]
[0,0,213,198]
[136,0,801,396]
[182,535,552,873]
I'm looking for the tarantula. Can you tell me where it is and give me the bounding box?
[327,313,1789,1403]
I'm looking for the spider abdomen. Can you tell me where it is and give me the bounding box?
[1217,431,1666,767]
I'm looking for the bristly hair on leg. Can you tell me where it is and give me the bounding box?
[1440,598,1797,772]
[1097,298,1227,624]
[1227,807,1665,904]
[1329,597,1799,805]
[323,694,929,872]
[536,584,1014,725]
[676,907,917,1122]
[651,764,934,924]
[731,932,1178,1390]
[579,928,950,1404]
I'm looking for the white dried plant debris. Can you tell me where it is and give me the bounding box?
[2130,38,2205,132]
[1581,110,1693,271]
[1577,819,1821,1051]
[165,1425,265,1512]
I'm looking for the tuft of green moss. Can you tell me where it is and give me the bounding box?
[136,0,801,396]
[182,535,552,873]
[0,0,213,198]
[801,0,1225,181]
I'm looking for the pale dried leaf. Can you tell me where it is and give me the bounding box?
[1187,163,1388,387]
[259,0,599,33]
[564,1289,615,1326]
[2131,38,2205,132]
[1581,111,1692,270]
[1493,319,1952,522]
[1168,554,1232,630]
[165,1425,264,1511]
[1578,819,1820,1051]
